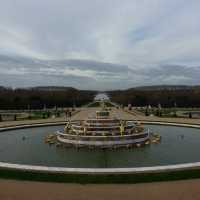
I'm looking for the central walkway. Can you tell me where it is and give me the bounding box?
[71,107,138,121]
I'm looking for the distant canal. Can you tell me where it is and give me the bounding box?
[94,93,110,101]
[0,125,200,168]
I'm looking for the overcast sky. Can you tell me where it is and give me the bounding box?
[0,0,200,90]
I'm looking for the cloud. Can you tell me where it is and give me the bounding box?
[0,0,200,89]
[0,55,199,90]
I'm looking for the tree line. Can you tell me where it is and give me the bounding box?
[1,86,200,110]
[108,88,200,107]
[0,87,96,110]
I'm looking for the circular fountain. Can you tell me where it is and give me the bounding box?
[0,103,200,183]
[0,123,199,168]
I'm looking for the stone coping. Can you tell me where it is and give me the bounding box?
[0,120,199,132]
[0,120,199,175]
[0,121,66,132]
[137,121,200,129]
[0,161,200,174]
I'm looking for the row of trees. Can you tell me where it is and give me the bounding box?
[0,87,96,110]
[1,86,200,110]
[108,88,200,107]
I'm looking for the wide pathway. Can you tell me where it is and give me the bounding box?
[72,107,200,125]
[0,178,200,200]
[1,107,200,128]
[124,108,200,125]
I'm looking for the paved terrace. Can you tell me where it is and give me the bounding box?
[0,110,80,129]
[71,107,200,127]
[0,107,200,128]
[123,108,200,125]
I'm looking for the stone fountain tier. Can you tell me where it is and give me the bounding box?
[56,107,151,148]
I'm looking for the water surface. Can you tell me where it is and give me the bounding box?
[0,125,199,168]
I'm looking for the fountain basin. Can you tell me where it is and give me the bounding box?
[0,122,199,183]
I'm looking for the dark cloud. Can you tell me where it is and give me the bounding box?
[0,54,199,90]
[141,65,200,83]
[45,59,131,73]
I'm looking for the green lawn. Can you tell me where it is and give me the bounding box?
[88,101,115,107]
[137,107,200,118]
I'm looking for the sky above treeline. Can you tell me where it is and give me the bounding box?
[0,0,200,90]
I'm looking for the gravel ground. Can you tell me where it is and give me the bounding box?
[0,107,200,128]
[0,179,200,200]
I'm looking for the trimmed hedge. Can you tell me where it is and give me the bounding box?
[0,168,200,184]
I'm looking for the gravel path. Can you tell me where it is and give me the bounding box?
[0,107,200,128]
[72,107,200,125]
[0,179,200,200]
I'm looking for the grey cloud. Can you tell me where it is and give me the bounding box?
[0,54,133,74]
[44,59,132,73]
[134,65,200,86]
[142,65,200,81]
[0,54,199,90]
[1,0,200,89]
